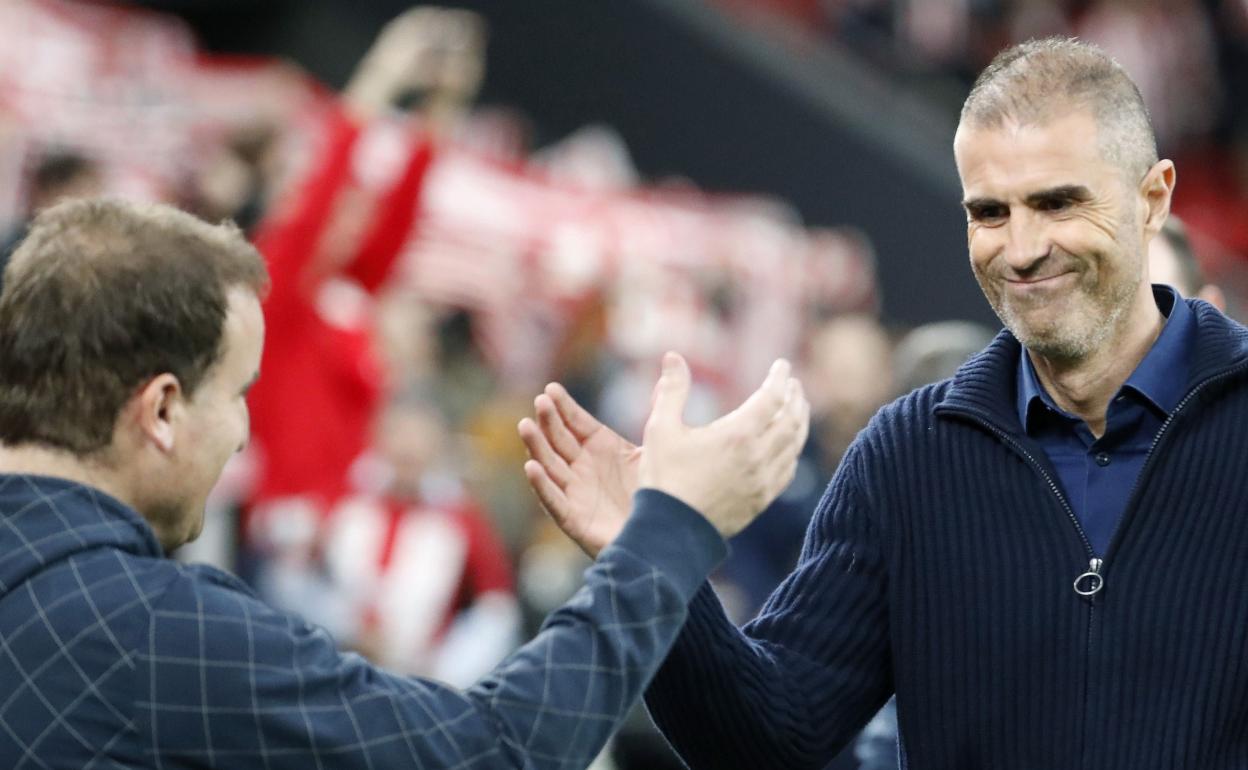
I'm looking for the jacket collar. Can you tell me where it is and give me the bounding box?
[936,299,1248,436]
[0,474,162,597]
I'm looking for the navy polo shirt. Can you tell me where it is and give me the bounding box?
[1016,285,1194,555]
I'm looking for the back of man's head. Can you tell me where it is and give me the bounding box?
[961,37,1158,181]
[0,198,268,457]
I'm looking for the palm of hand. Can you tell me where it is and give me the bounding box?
[561,428,640,554]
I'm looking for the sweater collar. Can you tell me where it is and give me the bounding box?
[937,298,1248,435]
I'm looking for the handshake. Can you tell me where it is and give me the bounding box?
[519,352,811,557]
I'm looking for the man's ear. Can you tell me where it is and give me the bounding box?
[1140,159,1176,240]
[133,373,184,453]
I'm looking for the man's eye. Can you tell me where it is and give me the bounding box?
[969,206,1006,222]
[1038,197,1071,212]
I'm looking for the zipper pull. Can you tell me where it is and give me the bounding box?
[1073,557,1104,597]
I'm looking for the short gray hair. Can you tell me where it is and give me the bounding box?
[961,37,1158,180]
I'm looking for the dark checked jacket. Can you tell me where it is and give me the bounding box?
[647,300,1248,770]
[0,479,722,770]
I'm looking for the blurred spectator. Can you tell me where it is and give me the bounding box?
[245,7,473,552]
[805,313,896,466]
[1077,0,1221,151]
[0,149,103,286]
[188,122,283,233]
[322,395,520,686]
[892,319,998,394]
[1148,214,1227,312]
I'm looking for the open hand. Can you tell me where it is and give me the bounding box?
[640,353,809,538]
[518,384,640,558]
[520,352,810,556]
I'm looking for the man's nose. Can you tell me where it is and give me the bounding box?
[1002,210,1050,272]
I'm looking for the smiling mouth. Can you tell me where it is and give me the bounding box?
[1005,272,1076,287]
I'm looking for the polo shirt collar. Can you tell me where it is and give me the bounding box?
[1016,285,1194,431]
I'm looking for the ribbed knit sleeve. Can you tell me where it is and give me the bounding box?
[645,443,892,769]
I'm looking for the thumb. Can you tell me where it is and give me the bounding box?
[646,351,691,435]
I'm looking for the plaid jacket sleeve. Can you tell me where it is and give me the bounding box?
[137,490,724,769]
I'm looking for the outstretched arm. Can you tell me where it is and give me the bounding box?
[145,491,724,769]
[645,444,893,769]
[521,355,890,769]
[148,354,809,768]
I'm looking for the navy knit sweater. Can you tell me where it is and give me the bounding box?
[646,300,1248,770]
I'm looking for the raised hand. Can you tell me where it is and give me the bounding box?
[640,353,809,538]
[518,384,640,558]
[344,7,485,116]
[520,352,810,557]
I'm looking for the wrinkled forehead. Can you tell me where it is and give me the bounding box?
[954,111,1116,198]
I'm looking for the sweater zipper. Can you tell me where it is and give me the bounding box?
[949,358,1248,594]
[944,405,1106,769]
[940,357,1247,767]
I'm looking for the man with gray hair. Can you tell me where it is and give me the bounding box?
[522,36,1248,768]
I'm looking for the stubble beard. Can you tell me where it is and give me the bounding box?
[986,247,1143,365]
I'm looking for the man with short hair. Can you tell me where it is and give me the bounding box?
[523,37,1248,768]
[0,197,810,768]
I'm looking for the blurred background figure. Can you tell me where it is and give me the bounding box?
[321,395,519,686]
[804,314,896,470]
[1148,214,1228,312]
[892,320,999,396]
[0,149,103,284]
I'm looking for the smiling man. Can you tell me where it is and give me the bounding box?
[0,198,809,768]
[522,37,1248,769]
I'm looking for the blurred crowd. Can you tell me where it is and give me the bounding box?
[0,1,1241,768]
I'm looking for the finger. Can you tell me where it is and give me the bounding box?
[731,358,792,425]
[545,382,608,443]
[518,417,573,489]
[760,397,809,500]
[523,459,573,524]
[646,351,691,434]
[536,393,582,465]
[761,380,807,461]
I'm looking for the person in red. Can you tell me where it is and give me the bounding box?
[245,105,430,537]
[244,8,483,548]
[323,396,520,686]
